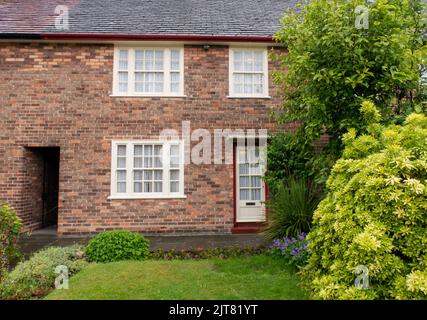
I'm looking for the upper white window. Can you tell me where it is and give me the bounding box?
[229,48,269,98]
[113,47,184,97]
[110,140,185,199]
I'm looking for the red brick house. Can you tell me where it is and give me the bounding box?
[0,0,296,236]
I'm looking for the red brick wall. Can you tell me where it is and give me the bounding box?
[0,42,286,235]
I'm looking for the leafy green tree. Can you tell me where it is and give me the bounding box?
[273,0,426,154]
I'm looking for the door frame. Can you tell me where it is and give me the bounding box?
[233,142,267,224]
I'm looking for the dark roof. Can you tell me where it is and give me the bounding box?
[0,0,297,39]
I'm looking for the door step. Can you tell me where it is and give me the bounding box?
[231,223,264,234]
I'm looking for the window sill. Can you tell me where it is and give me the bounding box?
[108,194,187,200]
[227,95,271,99]
[110,94,187,98]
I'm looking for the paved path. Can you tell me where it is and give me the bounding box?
[18,228,266,257]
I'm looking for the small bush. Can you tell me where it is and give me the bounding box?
[0,203,22,279]
[262,177,320,240]
[0,245,87,300]
[85,230,150,263]
[270,233,309,268]
[301,105,427,300]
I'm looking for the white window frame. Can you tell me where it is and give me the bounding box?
[228,47,270,98]
[112,46,185,97]
[109,140,186,199]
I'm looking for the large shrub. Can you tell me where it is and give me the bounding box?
[0,245,87,299]
[0,203,22,279]
[85,230,150,263]
[263,177,320,240]
[301,104,427,300]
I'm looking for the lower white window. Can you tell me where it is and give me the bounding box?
[110,140,185,199]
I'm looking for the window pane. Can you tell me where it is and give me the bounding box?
[135,82,144,92]
[154,182,163,192]
[144,50,154,70]
[135,52,144,70]
[170,145,179,156]
[254,51,263,71]
[117,170,126,181]
[135,50,144,60]
[171,83,180,93]
[234,73,243,84]
[144,157,153,168]
[240,176,250,188]
[243,51,253,72]
[240,189,250,200]
[170,72,180,93]
[134,145,143,156]
[144,170,153,180]
[251,176,261,188]
[155,50,164,70]
[144,145,153,156]
[134,157,142,168]
[154,145,162,155]
[119,50,128,70]
[171,50,180,70]
[134,170,143,181]
[254,84,263,94]
[239,164,249,175]
[170,156,179,168]
[117,182,126,193]
[117,157,126,168]
[119,50,128,60]
[170,181,179,193]
[250,163,261,175]
[170,145,180,168]
[251,189,261,200]
[154,156,162,168]
[134,182,142,193]
[144,181,152,192]
[117,146,126,157]
[170,170,179,181]
[234,51,243,64]
[154,170,163,181]
[118,72,128,92]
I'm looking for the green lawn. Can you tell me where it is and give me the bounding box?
[46,255,308,300]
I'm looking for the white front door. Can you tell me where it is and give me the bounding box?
[236,145,266,222]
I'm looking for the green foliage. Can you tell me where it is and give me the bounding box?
[0,203,22,279]
[150,246,266,260]
[273,0,427,152]
[85,230,150,263]
[265,132,312,185]
[266,131,335,189]
[0,245,87,300]
[263,177,320,240]
[301,106,427,300]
